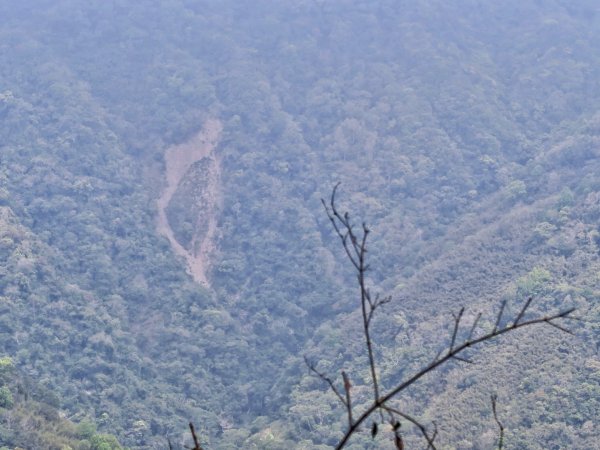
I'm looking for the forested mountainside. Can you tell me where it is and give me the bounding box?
[0,1,599,449]
[0,356,124,450]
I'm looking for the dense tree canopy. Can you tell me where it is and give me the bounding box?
[0,1,599,448]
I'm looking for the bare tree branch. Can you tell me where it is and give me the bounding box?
[467,312,482,342]
[513,296,533,326]
[544,319,574,335]
[491,395,504,450]
[451,355,474,364]
[342,371,353,426]
[322,184,383,408]
[431,347,444,365]
[316,185,577,449]
[188,422,204,450]
[304,356,347,409]
[333,302,576,449]
[382,405,437,450]
[449,307,465,353]
[493,300,507,334]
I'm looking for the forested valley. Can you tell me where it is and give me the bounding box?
[0,1,599,449]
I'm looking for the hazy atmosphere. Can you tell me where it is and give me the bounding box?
[0,1,599,449]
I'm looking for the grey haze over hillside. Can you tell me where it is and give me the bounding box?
[0,1,598,448]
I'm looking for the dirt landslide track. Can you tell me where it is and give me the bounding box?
[156,119,222,286]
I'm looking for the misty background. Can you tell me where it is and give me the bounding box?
[0,1,599,448]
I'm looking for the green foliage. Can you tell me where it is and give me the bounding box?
[0,387,13,409]
[533,222,557,241]
[0,1,598,448]
[0,357,13,381]
[89,434,123,450]
[505,180,527,201]
[76,420,97,440]
[517,267,553,296]
[558,187,575,208]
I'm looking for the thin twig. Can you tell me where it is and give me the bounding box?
[493,300,507,333]
[383,405,437,450]
[334,302,576,449]
[323,185,382,407]
[491,395,504,450]
[319,185,576,450]
[449,307,465,353]
[342,371,353,426]
[451,355,474,364]
[431,347,444,364]
[467,312,482,341]
[544,319,574,335]
[513,296,533,326]
[304,356,347,407]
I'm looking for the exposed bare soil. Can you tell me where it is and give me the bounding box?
[156,119,222,286]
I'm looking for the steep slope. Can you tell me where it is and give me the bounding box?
[0,1,599,449]
[157,119,222,286]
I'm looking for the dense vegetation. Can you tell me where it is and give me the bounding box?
[0,357,123,449]
[0,1,599,448]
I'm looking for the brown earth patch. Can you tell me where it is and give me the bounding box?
[156,119,222,286]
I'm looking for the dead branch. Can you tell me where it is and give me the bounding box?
[304,356,347,410]
[322,182,382,407]
[467,312,482,341]
[493,300,507,334]
[188,422,204,450]
[342,371,353,426]
[313,184,577,450]
[449,307,465,353]
[382,405,437,450]
[491,395,504,450]
[513,296,533,326]
[333,302,576,449]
